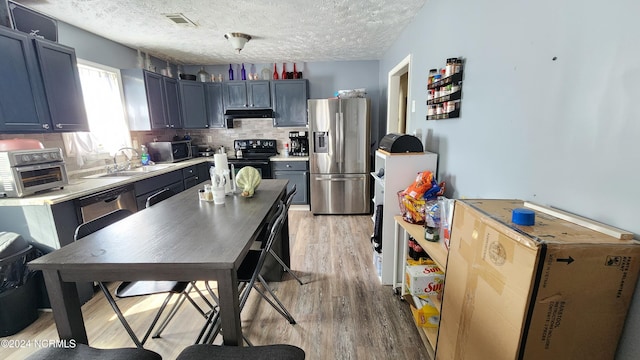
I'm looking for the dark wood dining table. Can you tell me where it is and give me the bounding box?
[29,179,289,347]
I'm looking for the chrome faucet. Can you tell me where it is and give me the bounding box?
[112,147,140,172]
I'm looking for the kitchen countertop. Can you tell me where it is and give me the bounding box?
[0,155,308,206]
[270,155,309,162]
[0,158,212,206]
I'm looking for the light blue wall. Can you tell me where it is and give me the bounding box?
[58,22,172,73]
[379,0,640,358]
[57,22,136,69]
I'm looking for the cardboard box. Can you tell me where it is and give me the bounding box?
[436,200,640,360]
[404,294,440,328]
[405,264,444,296]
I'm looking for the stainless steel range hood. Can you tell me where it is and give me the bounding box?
[224,109,273,119]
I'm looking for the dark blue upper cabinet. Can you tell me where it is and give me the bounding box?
[0,27,52,132]
[122,69,183,130]
[248,81,271,108]
[34,38,89,132]
[144,71,168,129]
[179,81,207,129]
[223,81,271,110]
[205,83,224,128]
[272,80,308,127]
[163,77,182,129]
[0,26,88,133]
[223,81,248,109]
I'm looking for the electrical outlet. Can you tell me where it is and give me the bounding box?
[206,135,213,143]
[411,100,416,113]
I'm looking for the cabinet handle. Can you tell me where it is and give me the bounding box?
[165,125,170,128]
[55,123,63,129]
[42,124,50,129]
[170,125,175,128]
[286,164,291,168]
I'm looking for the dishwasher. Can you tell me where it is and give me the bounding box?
[77,183,137,223]
[70,183,137,304]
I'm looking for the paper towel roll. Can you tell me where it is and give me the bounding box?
[214,154,231,193]
[214,154,228,173]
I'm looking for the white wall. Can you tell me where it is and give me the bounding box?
[379,0,640,357]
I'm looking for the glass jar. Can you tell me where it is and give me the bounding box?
[197,67,209,82]
[445,58,457,77]
[446,101,456,113]
[433,74,442,86]
[428,69,438,85]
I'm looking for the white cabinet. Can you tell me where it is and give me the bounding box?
[370,150,438,284]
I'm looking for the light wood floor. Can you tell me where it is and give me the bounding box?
[1,210,430,360]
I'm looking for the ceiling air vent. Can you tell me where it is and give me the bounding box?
[162,13,196,26]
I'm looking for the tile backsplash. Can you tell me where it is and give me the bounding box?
[131,119,307,156]
[2,119,306,176]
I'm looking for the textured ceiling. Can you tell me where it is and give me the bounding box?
[15,0,427,65]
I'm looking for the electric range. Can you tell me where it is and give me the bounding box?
[228,139,278,179]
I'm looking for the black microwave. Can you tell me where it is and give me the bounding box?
[147,140,192,163]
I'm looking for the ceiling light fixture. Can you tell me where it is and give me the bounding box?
[224,32,251,54]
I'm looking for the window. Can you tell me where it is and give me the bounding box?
[62,60,131,166]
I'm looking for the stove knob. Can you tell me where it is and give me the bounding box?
[32,154,42,162]
[42,153,51,160]
[22,154,31,162]
[50,152,59,160]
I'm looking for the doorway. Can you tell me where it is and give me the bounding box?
[386,54,411,135]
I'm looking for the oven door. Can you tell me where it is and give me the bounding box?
[8,162,68,197]
[227,159,272,179]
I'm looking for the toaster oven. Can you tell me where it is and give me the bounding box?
[0,148,68,198]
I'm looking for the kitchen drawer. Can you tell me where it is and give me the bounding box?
[133,170,183,196]
[271,161,308,171]
[182,165,197,178]
[183,176,198,190]
[135,180,184,210]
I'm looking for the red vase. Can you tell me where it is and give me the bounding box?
[273,63,279,80]
[293,64,298,79]
[281,63,287,80]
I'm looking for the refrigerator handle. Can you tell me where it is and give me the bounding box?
[335,112,342,171]
[339,112,345,166]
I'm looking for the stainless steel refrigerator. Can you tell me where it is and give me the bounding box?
[308,98,370,214]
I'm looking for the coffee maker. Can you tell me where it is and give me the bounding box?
[288,131,308,156]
